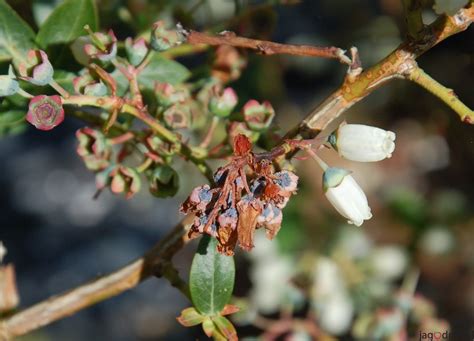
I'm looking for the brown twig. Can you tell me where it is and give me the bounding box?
[0,214,194,340]
[0,3,473,339]
[186,30,351,64]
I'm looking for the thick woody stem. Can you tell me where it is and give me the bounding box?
[0,214,194,340]
[186,30,351,64]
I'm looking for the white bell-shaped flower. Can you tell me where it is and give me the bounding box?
[323,167,372,226]
[329,124,396,162]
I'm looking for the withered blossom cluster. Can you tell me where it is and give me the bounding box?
[181,135,298,255]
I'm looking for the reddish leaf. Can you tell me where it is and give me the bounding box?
[220,304,240,316]
[176,307,204,327]
[212,316,238,341]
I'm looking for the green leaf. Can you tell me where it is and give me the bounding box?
[189,236,235,316]
[138,54,190,88]
[0,110,27,137]
[0,0,36,65]
[36,0,98,49]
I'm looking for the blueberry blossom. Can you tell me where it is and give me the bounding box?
[323,167,372,226]
[329,124,396,162]
[26,95,64,131]
[0,65,19,97]
[18,50,53,86]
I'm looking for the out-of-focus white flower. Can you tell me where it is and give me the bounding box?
[419,226,455,255]
[312,257,345,298]
[0,241,6,263]
[319,292,354,335]
[323,167,372,226]
[370,246,408,280]
[329,124,396,162]
[249,232,293,313]
[312,257,354,335]
[335,226,373,259]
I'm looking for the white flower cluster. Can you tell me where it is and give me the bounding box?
[312,123,396,226]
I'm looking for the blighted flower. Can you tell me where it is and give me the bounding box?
[329,124,396,162]
[323,167,372,226]
[242,100,275,131]
[26,95,64,131]
[150,21,182,52]
[84,29,117,62]
[96,165,141,199]
[73,71,107,96]
[18,50,53,86]
[76,127,111,171]
[125,37,148,66]
[208,87,238,117]
[0,65,19,97]
[181,135,298,255]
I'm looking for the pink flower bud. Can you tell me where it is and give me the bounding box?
[209,87,238,117]
[26,95,64,131]
[18,50,53,86]
[242,100,275,131]
[73,72,107,96]
[125,37,148,66]
[154,81,189,107]
[150,21,182,52]
[96,165,141,199]
[84,30,117,62]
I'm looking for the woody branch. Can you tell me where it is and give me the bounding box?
[0,2,473,339]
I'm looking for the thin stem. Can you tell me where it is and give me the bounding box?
[16,88,33,99]
[405,66,474,123]
[136,158,153,173]
[199,116,220,148]
[109,132,135,145]
[49,79,70,98]
[305,148,328,171]
[186,31,351,64]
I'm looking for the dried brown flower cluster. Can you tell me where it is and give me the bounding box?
[181,135,298,255]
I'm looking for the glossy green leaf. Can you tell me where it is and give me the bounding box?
[189,236,235,316]
[138,54,190,88]
[0,0,36,65]
[36,0,98,48]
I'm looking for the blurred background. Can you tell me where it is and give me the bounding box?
[1,0,473,340]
